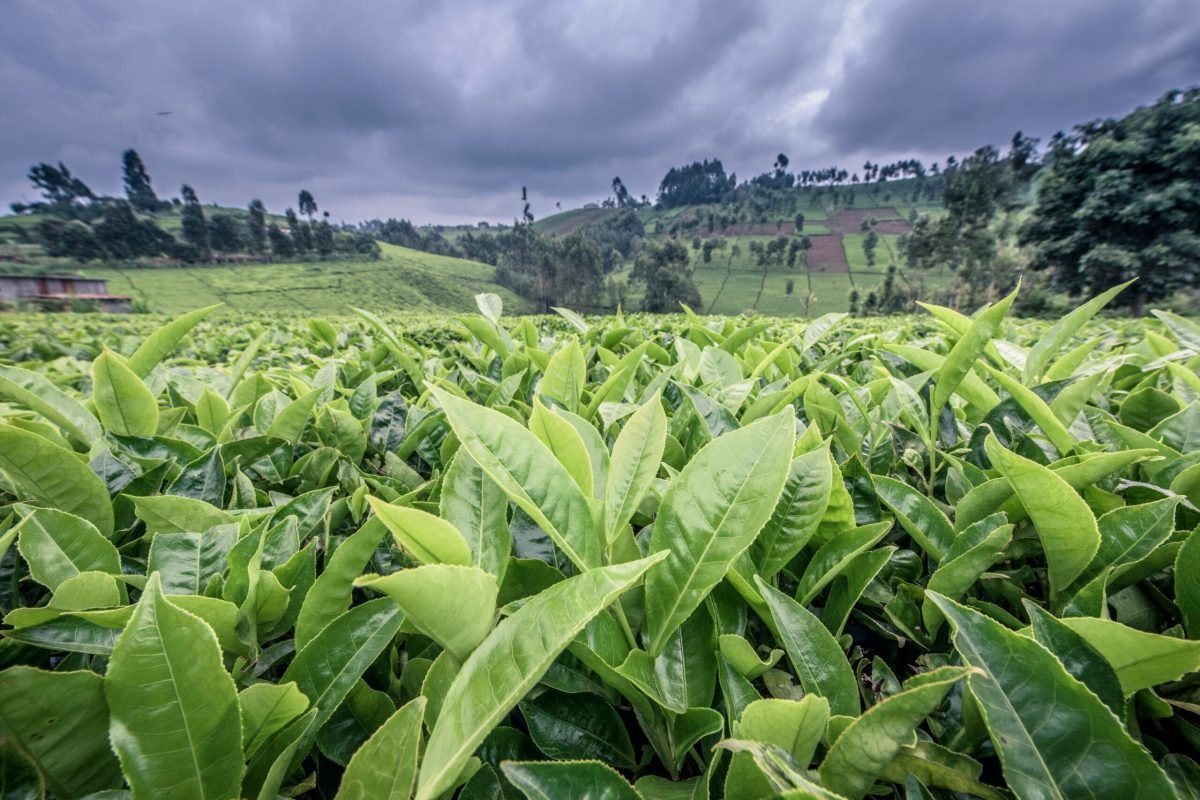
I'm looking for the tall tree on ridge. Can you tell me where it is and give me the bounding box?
[247,199,267,254]
[122,149,159,211]
[315,212,334,257]
[298,190,317,220]
[180,184,210,262]
[27,162,95,212]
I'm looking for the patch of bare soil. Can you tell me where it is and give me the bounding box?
[806,234,848,273]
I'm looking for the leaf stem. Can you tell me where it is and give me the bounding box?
[612,601,640,650]
[928,406,939,493]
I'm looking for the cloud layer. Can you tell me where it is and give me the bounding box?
[2,0,1197,223]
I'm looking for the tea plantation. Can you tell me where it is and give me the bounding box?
[1,284,1199,799]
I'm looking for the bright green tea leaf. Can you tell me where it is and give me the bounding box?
[644,411,794,656]
[105,573,243,800]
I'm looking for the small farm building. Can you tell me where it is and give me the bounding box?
[0,273,133,313]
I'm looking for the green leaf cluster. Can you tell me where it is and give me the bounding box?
[0,286,1197,798]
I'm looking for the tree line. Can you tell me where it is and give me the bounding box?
[11,151,378,264]
[657,154,943,212]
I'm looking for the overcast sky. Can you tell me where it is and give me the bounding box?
[2,0,1198,224]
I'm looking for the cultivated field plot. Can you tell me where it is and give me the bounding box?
[683,234,943,317]
[0,286,1199,799]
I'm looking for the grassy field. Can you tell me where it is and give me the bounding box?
[598,236,949,317]
[2,220,930,318]
[21,233,938,319]
[841,232,905,271]
[688,262,950,316]
[80,243,531,315]
[534,206,619,235]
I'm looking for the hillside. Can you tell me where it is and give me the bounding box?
[612,215,951,317]
[533,206,620,235]
[534,178,939,237]
[571,179,942,315]
[81,243,531,315]
[1,202,531,315]
[0,179,946,318]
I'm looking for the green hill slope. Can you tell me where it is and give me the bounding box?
[590,179,942,316]
[1,179,947,318]
[533,206,620,235]
[83,243,530,315]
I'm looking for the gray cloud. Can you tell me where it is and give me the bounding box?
[1,0,1196,223]
[813,0,1200,164]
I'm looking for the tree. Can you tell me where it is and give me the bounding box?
[27,162,95,213]
[579,209,644,261]
[656,160,735,208]
[863,230,879,267]
[38,219,102,261]
[521,186,534,225]
[492,225,605,311]
[179,184,211,261]
[786,238,800,269]
[630,239,701,312]
[267,223,294,257]
[550,232,605,309]
[1021,88,1200,315]
[297,221,314,253]
[794,212,804,232]
[1008,131,1041,182]
[899,145,1020,307]
[247,200,267,254]
[943,145,1016,224]
[859,264,909,315]
[92,201,173,260]
[351,232,381,258]
[298,190,317,220]
[612,177,633,208]
[798,235,814,316]
[768,235,788,267]
[122,149,159,211]
[207,214,244,252]
[286,208,310,254]
[900,215,945,272]
[315,216,335,257]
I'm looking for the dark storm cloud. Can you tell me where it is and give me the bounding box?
[1,1,1196,222]
[814,0,1200,162]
